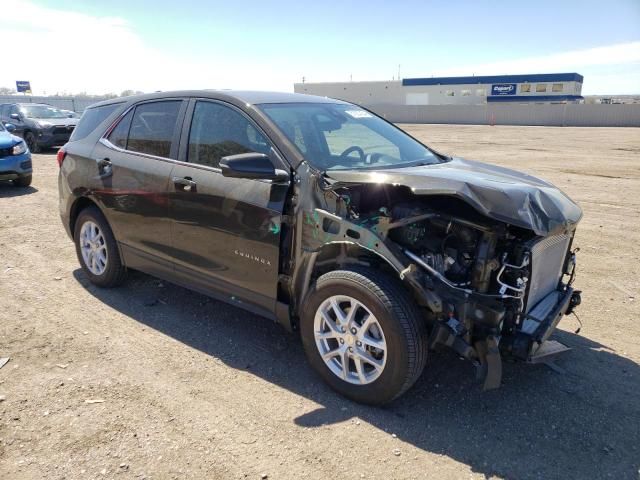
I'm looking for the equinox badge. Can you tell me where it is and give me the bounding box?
[234,250,272,266]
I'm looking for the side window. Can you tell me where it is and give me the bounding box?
[188,101,271,168]
[127,101,181,158]
[107,110,134,149]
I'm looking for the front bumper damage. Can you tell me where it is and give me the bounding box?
[418,270,580,390]
[299,206,581,390]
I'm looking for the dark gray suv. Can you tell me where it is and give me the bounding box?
[58,90,582,404]
[0,103,78,152]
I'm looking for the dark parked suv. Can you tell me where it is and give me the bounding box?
[0,103,78,152]
[58,91,582,404]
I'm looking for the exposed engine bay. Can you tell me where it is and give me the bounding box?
[295,177,582,390]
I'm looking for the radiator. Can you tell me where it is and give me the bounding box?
[526,234,571,313]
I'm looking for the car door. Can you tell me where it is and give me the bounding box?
[168,99,290,318]
[90,99,186,277]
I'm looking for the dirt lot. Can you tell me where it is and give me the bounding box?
[1,125,639,480]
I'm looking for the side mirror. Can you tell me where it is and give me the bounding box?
[4,123,16,132]
[9,113,20,121]
[220,153,289,182]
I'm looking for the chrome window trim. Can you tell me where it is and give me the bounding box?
[99,136,282,185]
[99,96,290,184]
[99,136,186,166]
[100,98,184,161]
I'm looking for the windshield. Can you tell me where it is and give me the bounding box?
[19,105,67,119]
[259,103,442,171]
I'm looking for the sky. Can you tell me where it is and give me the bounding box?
[0,0,639,95]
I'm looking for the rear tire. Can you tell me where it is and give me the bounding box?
[14,174,32,187]
[74,206,126,287]
[300,267,428,405]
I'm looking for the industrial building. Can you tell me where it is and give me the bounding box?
[294,73,584,106]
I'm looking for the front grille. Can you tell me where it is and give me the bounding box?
[0,147,11,158]
[526,234,571,312]
[53,126,74,135]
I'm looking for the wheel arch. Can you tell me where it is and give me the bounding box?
[69,196,100,239]
[69,197,119,253]
[293,241,428,324]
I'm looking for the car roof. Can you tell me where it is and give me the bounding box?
[88,90,348,109]
[13,103,53,107]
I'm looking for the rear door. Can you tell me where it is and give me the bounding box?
[91,99,186,275]
[168,99,290,318]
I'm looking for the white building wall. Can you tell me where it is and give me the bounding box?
[294,78,583,106]
[294,81,403,105]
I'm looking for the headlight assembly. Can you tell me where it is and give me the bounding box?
[12,141,28,155]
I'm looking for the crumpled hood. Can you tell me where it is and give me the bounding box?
[0,131,22,149]
[325,157,583,236]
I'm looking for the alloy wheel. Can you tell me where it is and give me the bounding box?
[313,295,387,385]
[79,221,108,275]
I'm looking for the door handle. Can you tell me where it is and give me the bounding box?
[96,158,112,177]
[172,176,197,192]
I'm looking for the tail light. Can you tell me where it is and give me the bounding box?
[56,148,67,167]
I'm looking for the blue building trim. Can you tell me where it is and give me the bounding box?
[402,73,584,86]
[486,95,584,103]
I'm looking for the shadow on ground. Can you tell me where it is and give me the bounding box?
[75,269,640,479]
[0,183,38,197]
[36,148,58,155]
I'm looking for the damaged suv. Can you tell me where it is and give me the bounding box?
[58,91,582,404]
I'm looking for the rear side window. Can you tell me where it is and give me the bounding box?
[107,110,133,149]
[70,103,121,142]
[188,101,270,168]
[127,101,181,158]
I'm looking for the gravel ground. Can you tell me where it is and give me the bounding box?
[1,125,639,480]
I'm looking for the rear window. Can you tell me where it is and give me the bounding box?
[70,103,122,142]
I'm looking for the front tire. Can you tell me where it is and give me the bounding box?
[14,174,32,187]
[24,132,40,153]
[301,268,428,405]
[74,206,126,287]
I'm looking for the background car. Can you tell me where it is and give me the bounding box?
[0,103,78,152]
[60,109,81,119]
[0,122,32,187]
